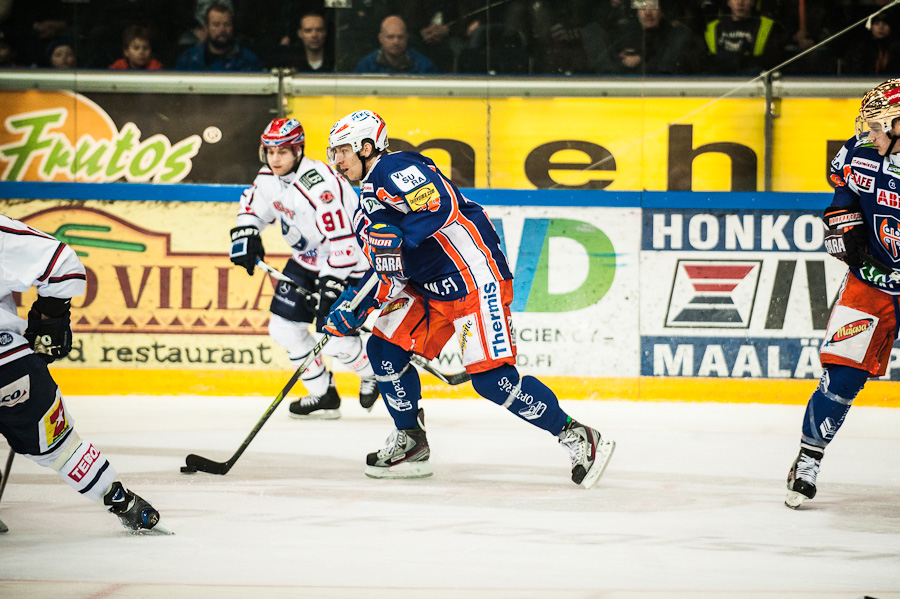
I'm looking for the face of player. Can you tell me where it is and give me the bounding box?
[266,146,298,176]
[298,16,326,52]
[330,143,364,181]
[124,38,152,68]
[206,9,234,50]
[867,120,900,156]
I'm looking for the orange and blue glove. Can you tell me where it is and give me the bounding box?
[324,286,380,337]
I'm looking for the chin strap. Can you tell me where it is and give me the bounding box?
[887,135,900,156]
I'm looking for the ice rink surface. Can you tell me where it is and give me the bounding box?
[0,393,898,599]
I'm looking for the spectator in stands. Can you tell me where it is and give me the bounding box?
[110,26,163,70]
[530,0,592,75]
[842,13,900,75]
[279,11,334,72]
[393,0,467,73]
[333,0,392,72]
[590,6,704,75]
[354,15,437,74]
[774,0,843,75]
[175,2,261,71]
[703,0,784,75]
[47,37,75,69]
[0,38,16,67]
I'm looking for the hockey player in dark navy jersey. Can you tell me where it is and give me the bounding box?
[786,79,900,509]
[322,110,615,487]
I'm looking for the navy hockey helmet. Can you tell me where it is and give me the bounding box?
[259,118,305,163]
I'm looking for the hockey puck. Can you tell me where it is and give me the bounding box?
[180,466,198,474]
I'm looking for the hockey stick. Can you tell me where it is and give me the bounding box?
[0,447,14,503]
[859,253,900,283]
[409,354,470,386]
[356,325,470,386]
[182,275,378,475]
[258,262,469,385]
[256,260,318,297]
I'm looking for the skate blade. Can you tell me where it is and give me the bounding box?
[130,520,175,535]
[785,491,807,509]
[365,461,433,479]
[581,439,616,490]
[289,409,341,420]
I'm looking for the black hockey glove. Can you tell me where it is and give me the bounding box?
[229,226,264,276]
[315,275,349,318]
[23,295,73,363]
[823,206,867,268]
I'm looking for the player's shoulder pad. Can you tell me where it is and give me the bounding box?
[294,157,331,191]
[381,152,442,213]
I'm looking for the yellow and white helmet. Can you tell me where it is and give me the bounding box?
[857,78,900,139]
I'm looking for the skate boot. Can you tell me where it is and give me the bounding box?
[289,377,341,419]
[785,446,824,509]
[558,419,615,489]
[365,409,432,479]
[103,481,161,532]
[359,376,380,412]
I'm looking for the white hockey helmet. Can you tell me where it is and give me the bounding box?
[326,110,389,164]
[856,79,900,140]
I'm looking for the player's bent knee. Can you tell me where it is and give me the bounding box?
[268,314,315,353]
[367,335,410,375]
[470,365,520,405]
[823,364,868,400]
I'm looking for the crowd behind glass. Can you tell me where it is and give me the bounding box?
[0,0,897,76]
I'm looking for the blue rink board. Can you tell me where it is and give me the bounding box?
[0,181,833,210]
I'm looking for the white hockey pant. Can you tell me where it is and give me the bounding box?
[269,315,374,396]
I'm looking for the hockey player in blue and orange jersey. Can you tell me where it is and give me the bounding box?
[322,110,615,488]
[785,79,900,509]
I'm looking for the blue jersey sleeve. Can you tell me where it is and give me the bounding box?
[373,153,457,248]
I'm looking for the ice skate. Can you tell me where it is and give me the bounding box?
[785,446,823,509]
[359,376,380,411]
[365,410,432,479]
[289,377,341,419]
[558,419,615,489]
[103,481,171,534]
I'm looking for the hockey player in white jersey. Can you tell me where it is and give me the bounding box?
[229,118,379,418]
[0,215,168,533]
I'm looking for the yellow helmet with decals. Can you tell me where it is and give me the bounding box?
[857,78,900,139]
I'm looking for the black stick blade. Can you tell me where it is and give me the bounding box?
[184,453,231,475]
[445,371,471,386]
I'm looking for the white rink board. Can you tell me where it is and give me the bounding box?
[447,205,641,377]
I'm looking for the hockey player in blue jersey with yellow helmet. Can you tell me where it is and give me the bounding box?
[785,79,900,509]
[322,109,615,487]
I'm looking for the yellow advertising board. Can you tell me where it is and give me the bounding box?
[8,201,292,371]
[289,96,862,192]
